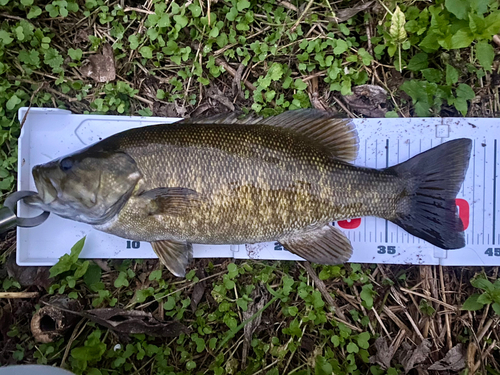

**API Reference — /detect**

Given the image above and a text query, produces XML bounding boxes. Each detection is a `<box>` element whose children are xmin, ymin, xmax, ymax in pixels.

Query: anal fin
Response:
<box><xmin>279</xmin><ymin>225</ymin><xmax>352</xmax><ymax>264</ymax></box>
<box><xmin>151</xmin><ymin>240</ymin><xmax>193</xmax><ymax>277</ymax></box>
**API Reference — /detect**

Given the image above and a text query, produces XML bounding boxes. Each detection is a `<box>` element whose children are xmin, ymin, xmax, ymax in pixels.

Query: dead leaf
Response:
<box><xmin>335</xmin><ymin>1</ymin><xmax>375</xmax><ymax>23</ymax></box>
<box><xmin>398</xmin><ymin>340</ymin><xmax>432</xmax><ymax>373</ymax></box>
<box><xmin>343</xmin><ymin>84</ymin><xmax>388</xmax><ymax>118</ymax></box>
<box><xmin>6</xmin><ymin>254</ymin><xmax>52</xmax><ymax>289</ymax></box>
<box><xmin>428</xmin><ymin>344</ymin><xmax>465</xmax><ymax>371</ymax></box>
<box><xmin>370</xmin><ymin>337</ymin><xmax>395</xmax><ymax>369</ymax></box>
<box><xmin>241</xmin><ymin>285</ymin><xmax>269</xmax><ymax>366</ymax></box>
<box><xmin>153</xmin><ymin>102</ymin><xmax>179</xmax><ymax>118</ymax></box>
<box><xmin>206</xmin><ymin>85</ymin><xmax>235</xmax><ymax>112</ymax></box>
<box><xmin>80</xmin><ymin>43</ymin><xmax>116</xmax><ymax>83</ymax></box>
<box><xmin>191</xmin><ymin>267</ymin><xmax>206</xmax><ymax>312</ymax></box>
<box><xmin>84</xmin><ymin>308</ymin><xmax>189</xmax><ymax>338</ymax></box>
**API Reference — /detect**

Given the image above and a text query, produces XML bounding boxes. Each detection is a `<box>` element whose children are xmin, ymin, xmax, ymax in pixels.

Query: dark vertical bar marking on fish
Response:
<box><xmin>472</xmin><ymin>140</ymin><xmax>476</xmax><ymax>245</ymax></box>
<box><xmin>385</xmin><ymin>139</ymin><xmax>389</xmax><ymax>243</ymax></box>
<box><xmin>493</xmin><ymin>139</ymin><xmax>497</xmax><ymax>245</ymax></box>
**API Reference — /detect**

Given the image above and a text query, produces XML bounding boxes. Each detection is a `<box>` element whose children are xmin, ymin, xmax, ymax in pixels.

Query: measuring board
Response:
<box><xmin>16</xmin><ymin>107</ymin><xmax>500</xmax><ymax>267</ymax></box>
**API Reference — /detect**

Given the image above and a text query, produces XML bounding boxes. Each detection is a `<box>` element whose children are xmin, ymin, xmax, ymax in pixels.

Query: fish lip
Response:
<box><xmin>31</xmin><ymin>165</ymin><xmax>57</xmax><ymax>205</ymax></box>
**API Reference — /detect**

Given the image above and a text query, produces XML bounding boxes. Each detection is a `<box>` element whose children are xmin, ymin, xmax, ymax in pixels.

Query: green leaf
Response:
<box><xmin>209</xmin><ymin>26</ymin><xmax>219</xmax><ymax>38</ymax></box>
<box><xmin>237</xmin><ymin>0</ymin><xmax>250</xmax><ymax>11</ymax></box>
<box><xmin>450</xmin><ymin>30</ymin><xmax>474</xmax><ymax>49</ymax></box>
<box><xmin>492</xmin><ymin>302</ymin><xmax>500</xmax><ymax>316</ymax></box>
<box><xmin>114</xmin><ymin>271</ymin><xmax>129</xmax><ymax>288</ymax></box>
<box><xmin>21</xmin><ymin>0</ymin><xmax>33</xmax><ymax>5</ymax></box>
<box><xmin>407</xmin><ymin>53</ymin><xmax>428</xmax><ymax>71</ymax></box>
<box><xmin>174</xmin><ymin>14</ymin><xmax>188</xmax><ymax>28</ymax></box>
<box><xmin>164</xmin><ymin>296</ymin><xmax>176</xmax><ymax>311</ymax></box>
<box><xmin>27</xmin><ymin>6</ymin><xmax>42</xmax><ymax>18</ymax></box>
<box><xmin>68</xmin><ymin>48</ymin><xmax>83</xmax><ymax>60</ymax></box>
<box><xmin>477</xmin><ymin>293</ymin><xmax>493</xmax><ymax>305</ymax></box>
<box><xmin>139</xmin><ymin>46</ymin><xmax>153</xmax><ymax>58</ymax></box>
<box><xmin>44</xmin><ymin>48</ymin><xmax>64</xmax><ymax>71</ymax></box>
<box><xmin>461</xmin><ymin>293</ymin><xmax>484</xmax><ymax>310</ymax></box>
<box><xmin>149</xmin><ymin>269</ymin><xmax>162</xmax><ymax>281</ymax></box>
<box><xmin>84</xmin><ymin>264</ymin><xmax>102</xmax><ymax>286</ymax></box>
<box><xmin>287</xmin><ymin>306</ymin><xmax>298</xmax><ymax>316</ymax></box>
<box><xmin>419</xmin><ymin>32</ymin><xmax>440</xmax><ymax>53</ymax></box>
<box><xmin>0</xmin><ymin>30</ymin><xmax>14</xmax><ymax>45</ymax></box>
<box><xmin>5</xmin><ymin>94</ymin><xmax>21</xmax><ymax>111</ymax></box>
<box><xmin>19</xmin><ymin>49</ymin><xmax>41</xmax><ymax>66</ymax></box>
<box><xmin>476</xmin><ymin>41</ymin><xmax>494</xmax><ymax>72</ymax></box>
<box><xmin>356</xmin><ymin>331</ymin><xmax>370</xmax><ymax>349</ymax></box>
<box><xmin>422</xmin><ymin>68</ymin><xmax>443</xmax><ymax>83</ymax></box>
<box><xmin>446</xmin><ymin>64</ymin><xmax>459</xmax><ymax>85</ymax></box>
<box><xmin>456</xmin><ymin>83</ymin><xmax>475</xmax><ymax>100</ymax></box>
<box><xmin>333</xmin><ymin>39</ymin><xmax>348</xmax><ymax>55</ymax></box>
<box><xmin>158</xmin><ymin>14</ymin><xmax>170</xmax><ymax>28</ymax></box>
<box><xmin>49</xmin><ymin>237</ymin><xmax>86</xmax><ymax>278</ymax></box>
<box><xmin>445</xmin><ymin>0</ymin><xmax>469</xmax><ymax>20</ymax></box>
<box><xmin>360</xmin><ymin>284</ymin><xmax>374</xmax><ymax>309</ymax></box>
<box><xmin>74</xmin><ymin>261</ymin><xmax>89</xmax><ymax>278</ymax></box>
<box><xmin>226</xmin><ymin>7</ymin><xmax>238</xmax><ymax>21</ymax></box>
<box><xmin>390</xmin><ymin>6</ymin><xmax>407</xmax><ymax>43</ymax></box>
<box><xmin>188</xmin><ymin>3</ymin><xmax>201</xmax><ymax>17</ymax></box>
<box><xmin>128</xmin><ymin>34</ymin><xmax>140</xmax><ymax>49</ymax></box>
<box><xmin>71</xmin><ymin>342</ymin><xmax>106</xmax><ymax>362</ymax></box>
<box><xmin>294</xmin><ymin>78</ymin><xmax>308</xmax><ymax>91</ymax></box>
<box><xmin>346</xmin><ymin>342</ymin><xmax>359</xmax><ymax>353</ymax></box>
<box><xmin>268</xmin><ymin>62</ymin><xmax>283</xmax><ymax>81</ymax></box>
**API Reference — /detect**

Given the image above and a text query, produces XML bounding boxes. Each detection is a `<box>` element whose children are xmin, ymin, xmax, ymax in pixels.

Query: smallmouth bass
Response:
<box><xmin>26</xmin><ymin>110</ymin><xmax>472</xmax><ymax>276</ymax></box>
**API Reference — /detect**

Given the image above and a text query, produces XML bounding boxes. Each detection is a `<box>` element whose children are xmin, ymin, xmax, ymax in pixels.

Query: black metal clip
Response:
<box><xmin>0</xmin><ymin>191</ymin><xmax>50</xmax><ymax>234</ymax></box>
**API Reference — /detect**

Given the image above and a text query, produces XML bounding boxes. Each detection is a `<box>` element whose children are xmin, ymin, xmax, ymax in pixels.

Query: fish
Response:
<box><xmin>25</xmin><ymin>109</ymin><xmax>472</xmax><ymax>277</ymax></box>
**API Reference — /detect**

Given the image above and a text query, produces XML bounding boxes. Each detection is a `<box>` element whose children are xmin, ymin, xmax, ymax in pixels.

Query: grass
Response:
<box><xmin>1</xmin><ymin>0</ymin><xmax>500</xmax><ymax>373</ymax></box>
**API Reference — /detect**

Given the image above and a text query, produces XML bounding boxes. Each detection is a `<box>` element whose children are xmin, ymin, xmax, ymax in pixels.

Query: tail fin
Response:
<box><xmin>388</xmin><ymin>138</ymin><xmax>472</xmax><ymax>249</ymax></box>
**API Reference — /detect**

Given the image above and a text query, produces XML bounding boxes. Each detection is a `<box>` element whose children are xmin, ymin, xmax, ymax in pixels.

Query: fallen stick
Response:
<box><xmin>0</xmin><ymin>292</ymin><xmax>39</xmax><ymax>298</ymax></box>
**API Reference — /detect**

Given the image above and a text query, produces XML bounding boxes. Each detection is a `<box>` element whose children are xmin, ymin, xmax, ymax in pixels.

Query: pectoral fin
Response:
<box><xmin>279</xmin><ymin>225</ymin><xmax>352</xmax><ymax>264</ymax></box>
<box><xmin>139</xmin><ymin>187</ymin><xmax>201</xmax><ymax>216</ymax></box>
<box><xmin>151</xmin><ymin>240</ymin><xmax>193</xmax><ymax>277</ymax></box>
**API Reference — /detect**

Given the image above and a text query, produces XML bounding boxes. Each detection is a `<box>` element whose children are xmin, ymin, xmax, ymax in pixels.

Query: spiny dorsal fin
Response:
<box><xmin>259</xmin><ymin>109</ymin><xmax>359</xmax><ymax>163</ymax></box>
<box><xmin>183</xmin><ymin>109</ymin><xmax>359</xmax><ymax>163</ymax></box>
<box><xmin>279</xmin><ymin>224</ymin><xmax>353</xmax><ymax>264</ymax></box>
<box><xmin>151</xmin><ymin>240</ymin><xmax>193</xmax><ymax>277</ymax></box>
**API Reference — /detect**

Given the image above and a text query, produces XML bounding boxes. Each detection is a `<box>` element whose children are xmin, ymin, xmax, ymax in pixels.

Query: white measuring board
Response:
<box><xmin>16</xmin><ymin>108</ymin><xmax>500</xmax><ymax>267</ymax></box>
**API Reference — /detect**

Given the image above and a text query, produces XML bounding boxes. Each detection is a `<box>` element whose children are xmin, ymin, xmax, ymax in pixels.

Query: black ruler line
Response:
<box><xmin>493</xmin><ymin>139</ymin><xmax>497</xmax><ymax>245</ymax></box>
<box><xmin>385</xmin><ymin>139</ymin><xmax>389</xmax><ymax>243</ymax></box>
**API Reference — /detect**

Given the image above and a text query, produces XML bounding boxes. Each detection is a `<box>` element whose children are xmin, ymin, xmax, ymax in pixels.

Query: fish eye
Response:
<box><xmin>60</xmin><ymin>158</ymin><xmax>74</xmax><ymax>171</ymax></box>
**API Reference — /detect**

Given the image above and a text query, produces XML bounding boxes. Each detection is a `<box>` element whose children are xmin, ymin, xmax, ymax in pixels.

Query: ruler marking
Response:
<box><xmin>375</xmin><ymin>141</ymin><xmax>377</xmax><ymax>239</ymax></box>
<box><xmin>396</xmin><ymin>139</ymin><xmax>400</xmax><ymax>243</ymax></box>
<box><xmin>385</xmin><ymin>139</ymin><xmax>389</xmax><ymax>243</ymax></box>
<box><xmin>493</xmin><ymin>139</ymin><xmax>497</xmax><ymax>245</ymax></box>
<box><xmin>472</xmin><ymin>140</ymin><xmax>475</xmax><ymax>244</ymax></box>
<box><xmin>483</xmin><ymin>145</ymin><xmax>486</xmax><ymax>245</ymax></box>
<box><xmin>364</xmin><ymin>139</ymin><xmax>367</xmax><ymax>243</ymax></box>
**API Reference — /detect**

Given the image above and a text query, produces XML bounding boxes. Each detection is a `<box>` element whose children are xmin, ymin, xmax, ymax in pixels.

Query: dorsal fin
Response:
<box><xmin>183</xmin><ymin>109</ymin><xmax>359</xmax><ymax>163</ymax></box>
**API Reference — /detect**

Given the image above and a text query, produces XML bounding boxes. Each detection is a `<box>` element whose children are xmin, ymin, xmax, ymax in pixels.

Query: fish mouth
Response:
<box><xmin>26</xmin><ymin>165</ymin><xmax>58</xmax><ymax>206</ymax></box>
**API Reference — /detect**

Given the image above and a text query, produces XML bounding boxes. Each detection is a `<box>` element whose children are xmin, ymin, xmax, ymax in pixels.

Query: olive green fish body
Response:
<box><xmin>94</xmin><ymin>123</ymin><xmax>400</xmax><ymax>244</ymax></box>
